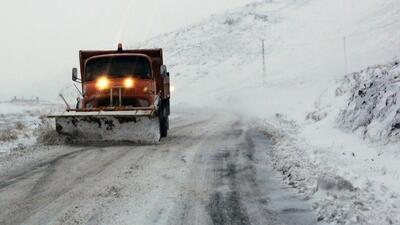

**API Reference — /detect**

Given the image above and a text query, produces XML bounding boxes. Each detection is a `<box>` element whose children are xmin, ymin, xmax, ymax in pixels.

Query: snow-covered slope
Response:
<box><xmin>141</xmin><ymin>0</ymin><xmax>400</xmax><ymax>120</ymax></box>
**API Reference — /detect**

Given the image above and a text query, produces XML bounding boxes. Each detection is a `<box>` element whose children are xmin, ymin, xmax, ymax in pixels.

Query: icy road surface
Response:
<box><xmin>0</xmin><ymin>110</ymin><xmax>316</xmax><ymax>225</ymax></box>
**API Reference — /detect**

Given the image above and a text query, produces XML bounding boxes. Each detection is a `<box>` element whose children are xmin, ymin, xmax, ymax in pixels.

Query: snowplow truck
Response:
<box><xmin>49</xmin><ymin>44</ymin><xmax>170</xmax><ymax>143</ymax></box>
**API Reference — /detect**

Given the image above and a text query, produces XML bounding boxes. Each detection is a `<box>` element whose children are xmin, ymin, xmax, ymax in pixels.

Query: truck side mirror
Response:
<box><xmin>160</xmin><ymin>65</ymin><xmax>167</xmax><ymax>76</ymax></box>
<box><xmin>72</xmin><ymin>68</ymin><xmax>78</xmax><ymax>81</ymax></box>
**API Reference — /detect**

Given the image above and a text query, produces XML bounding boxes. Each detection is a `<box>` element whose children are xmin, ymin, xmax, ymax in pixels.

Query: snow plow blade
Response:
<box><xmin>48</xmin><ymin>110</ymin><xmax>160</xmax><ymax>144</ymax></box>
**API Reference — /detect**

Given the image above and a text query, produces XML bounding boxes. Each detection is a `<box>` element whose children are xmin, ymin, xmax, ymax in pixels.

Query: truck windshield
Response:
<box><xmin>85</xmin><ymin>56</ymin><xmax>151</xmax><ymax>81</ymax></box>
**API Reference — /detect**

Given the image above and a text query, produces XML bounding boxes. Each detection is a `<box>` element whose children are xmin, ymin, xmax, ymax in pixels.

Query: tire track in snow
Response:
<box><xmin>207</xmin><ymin>124</ymin><xmax>279</xmax><ymax>225</ymax></box>
<box><xmin>0</xmin><ymin>146</ymin><xmax>135</xmax><ymax>225</ymax></box>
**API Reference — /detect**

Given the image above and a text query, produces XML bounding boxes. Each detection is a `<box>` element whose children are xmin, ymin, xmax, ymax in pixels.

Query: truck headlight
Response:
<box><xmin>124</xmin><ymin>77</ymin><xmax>134</xmax><ymax>88</ymax></box>
<box><xmin>96</xmin><ymin>77</ymin><xmax>109</xmax><ymax>90</ymax></box>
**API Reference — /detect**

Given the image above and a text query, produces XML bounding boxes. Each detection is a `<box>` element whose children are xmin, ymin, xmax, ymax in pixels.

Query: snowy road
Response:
<box><xmin>0</xmin><ymin>110</ymin><xmax>316</xmax><ymax>225</ymax></box>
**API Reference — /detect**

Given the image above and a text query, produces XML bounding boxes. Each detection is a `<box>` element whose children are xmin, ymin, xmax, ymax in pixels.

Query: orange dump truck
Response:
<box><xmin>49</xmin><ymin>44</ymin><xmax>170</xmax><ymax>143</ymax></box>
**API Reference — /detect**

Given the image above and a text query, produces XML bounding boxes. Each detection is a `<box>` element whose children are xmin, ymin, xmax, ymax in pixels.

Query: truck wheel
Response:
<box><xmin>160</xmin><ymin>116</ymin><xmax>169</xmax><ymax>138</ymax></box>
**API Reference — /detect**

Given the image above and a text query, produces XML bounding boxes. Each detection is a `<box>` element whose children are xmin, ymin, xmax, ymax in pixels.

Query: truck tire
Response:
<box><xmin>159</xmin><ymin>104</ymin><xmax>169</xmax><ymax>138</ymax></box>
<box><xmin>160</xmin><ymin>116</ymin><xmax>169</xmax><ymax>138</ymax></box>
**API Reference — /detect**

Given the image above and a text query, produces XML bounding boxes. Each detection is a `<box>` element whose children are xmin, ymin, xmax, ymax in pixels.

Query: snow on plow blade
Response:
<box><xmin>48</xmin><ymin>110</ymin><xmax>160</xmax><ymax>144</ymax></box>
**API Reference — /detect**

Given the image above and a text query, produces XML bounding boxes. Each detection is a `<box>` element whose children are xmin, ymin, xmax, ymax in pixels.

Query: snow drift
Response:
<box><xmin>337</xmin><ymin>59</ymin><xmax>400</xmax><ymax>143</ymax></box>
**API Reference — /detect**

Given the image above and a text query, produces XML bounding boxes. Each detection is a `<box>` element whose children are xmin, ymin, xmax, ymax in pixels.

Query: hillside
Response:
<box><xmin>141</xmin><ymin>0</ymin><xmax>400</xmax><ymax>120</ymax></box>
<box><xmin>139</xmin><ymin>0</ymin><xmax>400</xmax><ymax>224</ymax></box>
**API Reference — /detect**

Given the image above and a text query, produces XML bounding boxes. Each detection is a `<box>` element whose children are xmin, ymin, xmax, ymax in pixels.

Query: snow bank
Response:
<box><xmin>256</xmin><ymin>115</ymin><xmax>400</xmax><ymax>225</ymax></box>
<box><xmin>286</xmin><ymin>59</ymin><xmax>400</xmax><ymax>224</ymax></box>
<box><xmin>337</xmin><ymin>59</ymin><xmax>400</xmax><ymax>143</ymax></box>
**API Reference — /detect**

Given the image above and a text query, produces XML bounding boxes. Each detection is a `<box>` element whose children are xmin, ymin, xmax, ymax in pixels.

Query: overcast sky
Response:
<box><xmin>0</xmin><ymin>0</ymin><xmax>254</xmax><ymax>100</ymax></box>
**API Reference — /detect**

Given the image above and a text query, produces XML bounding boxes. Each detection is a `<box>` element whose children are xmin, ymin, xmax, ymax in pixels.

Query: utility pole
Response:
<box><xmin>262</xmin><ymin>39</ymin><xmax>266</xmax><ymax>86</ymax></box>
<box><xmin>343</xmin><ymin>36</ymin><xmax>349</xmax><ymax>74</ymax></box>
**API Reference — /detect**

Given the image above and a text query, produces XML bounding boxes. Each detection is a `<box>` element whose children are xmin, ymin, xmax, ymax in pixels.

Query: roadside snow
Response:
<box><xmin>264</xmin><ymin>59</ymin><xmax>400</xmax><ymax>225</ymax></box>
<box><xmin>0</xmin><ymin>101</ymin><xmax>60</xmax><ymax>154</ymax></box>
<box><xmin>255</xmin><ymin>114</ymin><xmax>400</xmax><ymax>225</ymax></box>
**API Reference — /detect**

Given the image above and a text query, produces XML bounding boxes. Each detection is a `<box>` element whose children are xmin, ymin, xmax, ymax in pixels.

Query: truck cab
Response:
<box><xmin>73</xmin><ymin>44</ymin><xmax>170</xmax><ymax>112</ymax></box>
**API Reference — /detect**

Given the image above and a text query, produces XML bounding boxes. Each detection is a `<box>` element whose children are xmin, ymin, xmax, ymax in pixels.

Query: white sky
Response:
<box><xmin>0</xmin><ymin>0</ymin><xmax>254</xmax><ymax>100</ymax></box>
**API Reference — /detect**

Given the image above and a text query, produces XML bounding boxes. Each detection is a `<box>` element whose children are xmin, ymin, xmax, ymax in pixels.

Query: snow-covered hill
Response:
<box><xmin>141</xmin><ymin>0</ymin><xmax>400</xmax><ymax>119</ymax></box>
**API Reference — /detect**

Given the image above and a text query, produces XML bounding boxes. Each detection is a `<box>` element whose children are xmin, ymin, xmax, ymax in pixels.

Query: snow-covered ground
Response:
<box><xmin>139</xmin><ymin>0</ymin><xmax>400</xmax><ymax>224</ymax></box>
<box><xmin>337</xmin><ymin>59</ymin><xmax>400</xmax><ymax>143</ymax></box>
<box><xmin>0</xmin><ymin>109</ymin><xmax>319</xmax><ymax>225</ymax></box>
<box><xmin>0</xmin><ymin>101</ymin><xmax>60</xmax><ymax>154</ymax></box>
<box><xmin>293</xmin><ymin>59</ymin><xmax>400</xmax><ymax>224</ymax></box>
